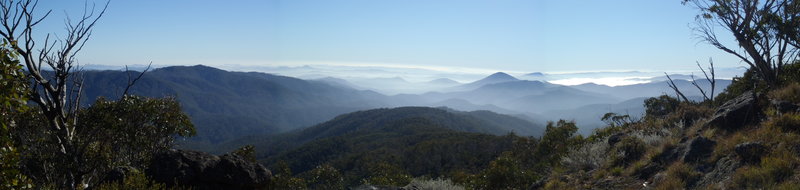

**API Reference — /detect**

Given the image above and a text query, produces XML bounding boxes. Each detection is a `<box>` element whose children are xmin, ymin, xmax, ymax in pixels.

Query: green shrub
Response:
<box><xmin>715</xmin><ymin>68</ymin><xmax>768</xmax><ymax>105</ymax></box>
<box><xmin>609</xmin><ymin>136</ymin><xmax>646</xmax><ymax>167</ymax></box>
<box><xmin>644</xmin><ymin>95</ymin><xmax>680</xmax><ymax>118</ymax></box>
<box><xmin>95</xmin><ymin>171</ymin><xmax>175</xmax><ymax>190</ymax></box>
<box><xmin>778</xmin><ymin>62</ymin><xmax>800</xmax><ymax>85</ymax></box>
<box><xmin>307</xmin><ymin>164</ymin><xmax>344</xmax><ymax>190</ymax></box>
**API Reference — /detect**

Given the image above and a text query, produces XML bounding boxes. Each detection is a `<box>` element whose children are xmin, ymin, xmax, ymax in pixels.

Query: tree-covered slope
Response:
<box><xmin>250</xmin><ymin>107</ymin><xmax>539</xmax><ymax>186</ymax></box>
<box><xmin>79</xmin><ymin>65</ymin><xmax>389</xmax><ymax>144</ymax></box>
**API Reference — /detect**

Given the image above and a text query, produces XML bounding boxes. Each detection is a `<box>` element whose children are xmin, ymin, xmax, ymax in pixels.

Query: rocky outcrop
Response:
<box><xmin>146</xmin><ymin>149</ymin><xmax>272</xmax><ymax>190</ymax></box>
<box><xmin>695</xmin><ymin>155</ymin><xmax>743</xmax><ymax>189</ymax></box>
<box><xmin>706</xmin><ymin>91</ymin><xmax>759</xmax><ymax>129</ymax></box>
<box><xmin>682</xmin><ymin>137</ymin><xmax>716</xmax><ymax>163</ymax></box>
<box><xmin>735</xmin><ymin>142</ymin><xmax>768</xmax><ymax>164</ymax></box>
<box><xmin>607</xmin><ymin>133</ymin><xmax>626</xmax><ymax>146</ymax></box>
<box><xmin>772</xmin><ymin>99</ymin><xmax>800</xmax><ymax>114</ymax></box>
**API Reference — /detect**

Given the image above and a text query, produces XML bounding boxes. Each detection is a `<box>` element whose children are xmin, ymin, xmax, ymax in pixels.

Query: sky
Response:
<box><xmin>36</xmin><ymin>0</ymin><xmax>745</xmax><ymax>75</ymax></box>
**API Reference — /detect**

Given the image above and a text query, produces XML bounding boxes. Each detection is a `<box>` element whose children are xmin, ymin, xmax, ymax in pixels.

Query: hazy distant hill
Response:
<box><xmin>448</xmin><ymin>72</ymin><xmax>519</xmax><ymax>91</ymax></box>
<box><xmin>498</xmin><ymin>86</ymin><xmax>621</xmax><ymax>113</ymax></box>
<box><xmin>79</xmin><ymin>65</ymin><xmax>389</xmax><ymax>144</ymax></box>
<box><xmin>572</xmin><ymin>79</ymin><xmax>732</xmax><ymax>100</ymax></box>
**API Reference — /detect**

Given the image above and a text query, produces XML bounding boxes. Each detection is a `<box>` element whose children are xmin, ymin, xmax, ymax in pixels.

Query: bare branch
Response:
<box><xmin>665</xmin><ymin>73</ymin><xmax>691</xmax><ymax>102</ymax></box>
<box><xmin>123</xmin><ymin>62</ymin><xmax>151</xmax><ymax>97</ymax></box>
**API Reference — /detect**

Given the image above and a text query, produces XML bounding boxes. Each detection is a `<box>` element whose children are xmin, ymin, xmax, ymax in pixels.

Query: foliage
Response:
<box><xmin>94</xmin><ymin>170</ymin><xmax>175</xmax><ymax>190</ymax></box>
<box><xmin>231</xmin><ymin>145</ymin><xmax>257</xmax><ymax>162</ymax></box>
<box><xmin>471</xmin><ymin>152</ymin><xmax>540</xmax><ymax>190</ymax></box>
<box><xmin>715</xmin><ymin>68</ymin><xmax>768</xmax><ymax>105</ymax></box>
<box><xmin>306</xmin><ymin>164</ymin><xmax>344</xmax><ymax>190</ymax></box>
<box><xmin>0</xmin><ymin>40</ymin><xmax>33</xmax><ymax>189</ymax></box>
<box><xmin>460</xmin><ymin>120</ymin><xmax>581</xmax><ymax>189</ymax></box>
<box><xmin>608</xmin><ymin>136</ymin><xmax>646</xmax><ymax>167</ymax></box>
<box><xmin>270</xmin><ymin>161</ymin><xmax>308</xmax><ymax>189</ymax></box>
<box><xmin>530</xmin><ymin>120</ymin><xmax>582</xmax><ymax>169</ymax></box>
<box><xmin>644</xmin><ymin>95</ymin><xmax>680</xmax><ymax>118</ymax></box>
<box><xmin>778</xmin><ymin>62</ymin><xmax>800</xmax><ymax>85</ymax></box>
<box><xmin>683</xmin><ymin>0</ymin><xmax>799</xmax><ymax>86</ymax></box>
<box><xmin>11</xmin><ymin>96</ymin><xmax>195</xmax><ymax>187</ymax></box>
<box><xmin>361</xmin><ymin>161</ymin><xmax>411</xmax><ymax>186</ymax></box>
<box><xmin>561</xmin><ymin>140</ymin><xmax>610</xmax><ymax>172</ymax></box>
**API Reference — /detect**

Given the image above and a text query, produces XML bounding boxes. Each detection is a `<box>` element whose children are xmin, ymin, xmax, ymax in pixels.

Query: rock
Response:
<box><xmin>706</xmin><ymin>91</ymin><xmax>758</xmax><ymax>129</ymax></box>
<box><xmin>607</xmin><ymin>133</ymin><xmax>626</xmax><ymax>146</ymax></box>
<box><xmin>146</xmin><ymin>149</ymin><xmax>272</xmax><ymax>190</ymax></box>
<box><xmin>694</xmin><ymin>156</ymin><xmax>742</xmax><ymax>189</ymax></box>
<box><xmin>735</xmin><ymin>142</ymin><xmax>768</xmax><ymax>164</ymax></box>
<box><xmin>772</xmin><ymin>100</ymin><xmax>800</xmax><ymax>114</ymax></box>
<box><xmin>682</xmin><ymin>137</ymin><xmax>716</xmax><ymax>163</ymax></box>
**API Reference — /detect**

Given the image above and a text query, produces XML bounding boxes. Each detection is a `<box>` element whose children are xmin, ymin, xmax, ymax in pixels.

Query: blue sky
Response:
<box><xmin>38</xmin><ymin>0</ymin><xmax>742</xmax><ymax>73</ymax></box>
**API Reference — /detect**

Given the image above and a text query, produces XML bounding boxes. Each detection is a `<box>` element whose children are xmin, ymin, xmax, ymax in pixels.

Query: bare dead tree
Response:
<box><xmin>665</xmin><ymin>73</ymin><xmax>691</xmax><ymax>102</ymax></box>
<box><xmin>690</xmin><ymin>58</ymin><xmax>717</xmax><ymax>103</ymax></box>
<box><xmin>683</xmin><ymin>0</ymin><xmax>799</xmax><ymax>87</ymax></box>
<box><xmin>0</xmin><ymin>0</ymin><xmax>107</xmax><ymax>188</ymax></box>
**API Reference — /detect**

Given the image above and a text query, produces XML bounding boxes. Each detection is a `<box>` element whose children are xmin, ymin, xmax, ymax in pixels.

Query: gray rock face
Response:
<box><xmin>706</xmin><ymin>91</ymin><xmax>758</xmax><ymax>129</ymax></box>
<box><xmin>146</xmin><ymin>149</ymin><xmax>272</xmax><ymax>190</ymax></box>
<box><xmin>772</xmin><ymin>99</ymin><xmax>800</xmax><ymax>114</ymax></box>
<box><xmin>682</xmin><ymin>137</ymin><xmax>716</xmax><ymax>163</ymax></box>
<box><xmin>695</xmin><ymin>156</ymin><xmax>742</xmax><ymax>189</ymax></box>
<box><xmin>735</xmin><ymin>142</ymin><xmax>768</xmax><ymax>164</ymax></box>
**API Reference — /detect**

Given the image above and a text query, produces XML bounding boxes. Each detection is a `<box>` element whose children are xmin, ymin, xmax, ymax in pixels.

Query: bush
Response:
<box><xmin>473</xmin><ymin>153</ymin><xmax>540</xmax><ymax>190</ymax></box>
<box><xmin>307</xmin><ymin>164</ymin><xmax>344</xmax><ymax>190</ymax></box>
<box><xmin>609</xmin><ymin>136</ymin><xmax>646</xmax><ymax>167</ymax></box>
<box><xmin>778</xmin><ymin>62</ymin><xmax>800</xmax><ymax>85</ymax></box>
<box><xmin>715</xmin><ymin>68</ymin><xmax>767</xmax><ymax>105</ymax></box>
<box><xmin>561</xmin><ymin>141</ymin><xmax>609</xmax><ymax>172</ymax></box>
<box><xmin>95</xmin><ymin>171</ymin><xmax>175</xmax><ymax>190</ymax></box>
<box><xmin>644</xmin><ymin>95</ymin><xmax>681</xmax><ymax>118</ymax></box>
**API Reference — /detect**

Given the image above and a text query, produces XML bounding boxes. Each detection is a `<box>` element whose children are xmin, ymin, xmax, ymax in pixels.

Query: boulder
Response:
<box><xmin>146</xmin><ymin>149</ymin><xmax>272</xmax><ymax>190</ymax></box>
<box><xmin>706</xmin><ymin>91</ymin><xmax>758</xmax><ymax>129</ymax></box>
<box><xmin>694</xmin><ymin>156</ymin><xmax>743</xmax><ymax>189</ymax></box>
<box><xmin>682</xmin><ymin>137</ymin><xmax>716</xmax><ymax>163</ymax></box>
<box><xmin>607</xmin><ymin>133</ymin><xmax>626</xmax><ymax>146</ymax></box>
<box><xmin>735</xmin><ymin>142</ymin><xmax>768</xmax><ymax>164</ymax></box>
<box><xmin>772</xmin><ymin>99</ymin><xmax>800</xmax><ymax>114</ymax></box>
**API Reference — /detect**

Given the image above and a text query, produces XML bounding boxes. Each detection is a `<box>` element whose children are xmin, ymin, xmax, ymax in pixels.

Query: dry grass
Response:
<box><xmin>732</xmin><ymin>149</ymin><xmax>798</xmax><ymax>189</ymax></box>
<box><xmin>654</xmin><ymin>162</ymin><xmax>701</xmax><ymax>190</ymax></box>
<box><xmin>769</xmin><ymin>82</ymin><xmax>800</xmax><ymax>104</ymax></box>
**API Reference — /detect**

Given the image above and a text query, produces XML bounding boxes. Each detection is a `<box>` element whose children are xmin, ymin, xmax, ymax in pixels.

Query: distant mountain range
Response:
<box><xmin>80</xmin><ymin>65</ymin><xmax>388</xmax><ymax>144</ymax></box>
<box><xmin>78</xmin><ymin>65</ymin><xmax>733</xmax><ymax>147</ymax></box>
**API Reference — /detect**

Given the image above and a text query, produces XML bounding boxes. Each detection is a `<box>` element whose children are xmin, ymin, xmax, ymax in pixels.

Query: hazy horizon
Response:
<box><xmin>39</xmin><ymin>0</ymin><xmax>747</xmax><ymax>76</ymax></box>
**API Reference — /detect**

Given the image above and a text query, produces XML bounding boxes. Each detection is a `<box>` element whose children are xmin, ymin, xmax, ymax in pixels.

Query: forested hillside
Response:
<box><xmin>79</xmin><ymin>65</ymin><xmax>388</xmax><ymax>143</ymax></box>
